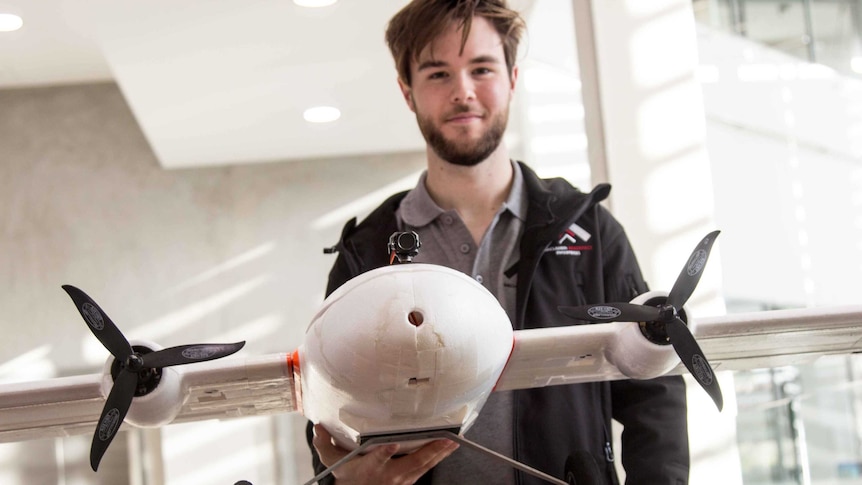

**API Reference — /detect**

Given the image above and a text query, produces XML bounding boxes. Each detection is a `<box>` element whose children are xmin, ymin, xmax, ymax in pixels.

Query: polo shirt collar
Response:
<box><xmin>400</xmin><ymin>160</ymin><xmax>528</xmax><ymax>228</ymax></box>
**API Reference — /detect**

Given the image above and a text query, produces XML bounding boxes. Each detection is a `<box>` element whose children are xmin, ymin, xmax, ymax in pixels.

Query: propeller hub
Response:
<box><xmin>658</xmin><ymin>304</ymin><xmax>677</xmax><ymax>322</ymax></box>
<box><xmin>637</xmin><ymin>296</ymin><xmax>688</xmax><ymax>346</ymax></box>
<box><xmin>111</xmin><ymin>345</ymin><xmax>163</xmax><ymax>397</ymax></box>
<box><xmin>126</xmin><ymin>354</ymin><xmax>144</xmax><ymax>372</ymax></box>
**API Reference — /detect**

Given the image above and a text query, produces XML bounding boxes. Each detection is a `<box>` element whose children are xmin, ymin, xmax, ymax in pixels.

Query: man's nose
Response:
<box><xmin>450</xmin><ymin>72</ymin><xmax>476</xmax><ymax>103</ymax></box>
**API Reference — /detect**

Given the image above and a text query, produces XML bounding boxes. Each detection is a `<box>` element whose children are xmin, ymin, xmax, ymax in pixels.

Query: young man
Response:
<box><xmin>308</xmin><ymin>1</ymin><xmax>690</xmax><ymax>483</ymax></box>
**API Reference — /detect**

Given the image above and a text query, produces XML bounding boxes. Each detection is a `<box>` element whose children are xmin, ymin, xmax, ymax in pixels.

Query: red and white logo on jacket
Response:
<box><xmin>545</xmin><ymin>222</ymin><xmax>593</xmax><ymax>256</ymax></box>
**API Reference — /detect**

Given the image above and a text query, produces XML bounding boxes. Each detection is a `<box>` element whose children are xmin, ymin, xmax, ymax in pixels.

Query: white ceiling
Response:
<box><xmin>6</xmin><ymin>1</ymin><xmax>855</xmax><ymax>170</ymax></box>
<box><xmin>0</xmin><ymin>0</ymin><xmax>532</xmax><ymax>169</ymax></box>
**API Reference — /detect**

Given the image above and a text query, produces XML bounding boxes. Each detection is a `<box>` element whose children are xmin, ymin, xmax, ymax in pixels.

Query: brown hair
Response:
<box><xmin>385</xmin><ymin>0</ymin><xmax>525</xmax><ymax>86</ymax></box>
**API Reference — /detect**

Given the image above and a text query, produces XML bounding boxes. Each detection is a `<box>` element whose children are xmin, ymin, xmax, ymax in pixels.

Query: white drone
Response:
<box><xmin>2</xmin><ymin>231</ymin><xmax>861</xmax><ymax>485</ymax></box>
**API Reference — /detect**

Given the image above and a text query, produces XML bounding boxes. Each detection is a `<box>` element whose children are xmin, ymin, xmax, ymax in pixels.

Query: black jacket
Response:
<box><xmin>307</xmin><ymin>162</ymin><xmax>689</xmax><ymax>485</ymax></box>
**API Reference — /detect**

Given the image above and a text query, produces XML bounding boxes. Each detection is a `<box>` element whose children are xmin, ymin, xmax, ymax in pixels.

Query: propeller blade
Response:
<box><xmin>141</xmin><ymin>342</ymin><xmax>245</xmax><ymax>369</ymax></box>
<box><xmin>90</xmin><ymin>368</ymin><xmax>138</xmax><ymax>471</ymax></box>
<box><xmin>665</xmin><ymin>318</ymin><xmax>723</xmax><ymax>411</ymax></box>
<box><xmin>62</xmin><ymin>285</ymin><xmax>132</xmax><ymax>361</ymax></box>
<box><xmin>666</xmin><ymin>230</ymin><xmax>721</xmax><ymax>311</ymax></box>
<box><xmin>559</xmin><ymin>302</ymin><xmax>661</xmax><ymax>323</ymax></box>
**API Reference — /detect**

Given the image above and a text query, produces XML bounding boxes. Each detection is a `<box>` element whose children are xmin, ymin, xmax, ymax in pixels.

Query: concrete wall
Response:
<box><xmin>0</xmin><ymin>82</ymin><xmax>426</xmax><ymax>485</ymax></box>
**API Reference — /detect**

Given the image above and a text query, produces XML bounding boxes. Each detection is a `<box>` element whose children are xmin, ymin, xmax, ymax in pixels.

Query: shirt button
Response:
<box><xmin>443</xmin><ymin>215</ymin><xmax>453</xmax><ymax>225</ymax></box>
<box><xmin>475</xmin><ymin>275</ymin><xmax>484</xmax><ymax>284</ymax></box>
<box><xmin>460</xmin><ymin>244</ymin><xmax>470</xmax><ymax>254</ymax></box>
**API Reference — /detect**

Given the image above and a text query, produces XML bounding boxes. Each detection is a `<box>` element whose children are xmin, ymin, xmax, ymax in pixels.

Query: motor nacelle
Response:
<box><xmin>605</xmin><ymin>291</ymin><xmax>692</xmax><ymax>380</ymax></box>
<box><xmin>99</xmin><ymin>340</ymin><xmax>184</xmax><ymax>428</ymax></box>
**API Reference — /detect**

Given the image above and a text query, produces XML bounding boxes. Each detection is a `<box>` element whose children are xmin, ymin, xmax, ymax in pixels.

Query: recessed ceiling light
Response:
<box><xmin>0</xmin><ymin>13</ymin><xmax>23</xmax><ymax>32</ymax></box>
<box><xmin>293</xmin><ymin>0</ymin><xmax>338</xmax><ymax>7</ymax></box>
<box><xmin>303</xmin><ymin>106</ymin><xmax>341</xmax><ymax>123</ymax></box>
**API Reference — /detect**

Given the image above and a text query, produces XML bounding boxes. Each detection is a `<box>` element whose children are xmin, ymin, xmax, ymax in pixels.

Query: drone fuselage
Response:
<box><xmin>298</xmin><ymin>264</ymin><xmax>514</xmax><ymax>452</ymax></box>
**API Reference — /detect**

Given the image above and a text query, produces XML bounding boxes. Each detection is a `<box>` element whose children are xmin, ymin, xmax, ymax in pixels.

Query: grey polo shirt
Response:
<box><xmin>396</xmin><ymin>161</ymin><xmax>527</xmax><ymax>319</ymax></box>
<box><xmin>395</xmin><ymin>160</ymin><xmax>527</xmax><ymax>485</ymax></box>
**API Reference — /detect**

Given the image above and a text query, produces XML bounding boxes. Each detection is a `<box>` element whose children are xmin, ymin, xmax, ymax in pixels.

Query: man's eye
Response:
<box><xmin>428</xmin><ymin>71</ymin><xmax>448</xmax><ymax>80</ymax></box>
<box><xmin>474</xmin><ymin>67</ymin><xmax>492</xmax><ymax>75</ymax></box>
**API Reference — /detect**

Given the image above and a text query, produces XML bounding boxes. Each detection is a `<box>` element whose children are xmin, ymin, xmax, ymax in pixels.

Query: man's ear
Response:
<box><xmin>397</xmin><ymin>77</ymin><xmax>416</xmax><ymax>113</ymax></box>
<box><xmin>509</xmin><ymin>65</ymin><xmax>519</xmax><ymax>94</ymax></box>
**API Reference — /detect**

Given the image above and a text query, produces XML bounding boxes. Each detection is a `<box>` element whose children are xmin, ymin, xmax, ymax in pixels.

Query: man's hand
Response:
<box><xmin>312</xmin><ymin>424</ymin><xmax>459</xmax><ymax>485</ymax></box>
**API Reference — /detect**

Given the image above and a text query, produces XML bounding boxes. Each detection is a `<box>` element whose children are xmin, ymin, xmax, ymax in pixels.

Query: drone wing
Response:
<box><xmin>495</xmin><ymin>321</ymin><xmax>622</xmax><ymax>391</ymax></box>
<box><xmin>7</xmin><ymin>305</ymin><xmax>862</xmax><ymax>443</ymax></box>
<box><xmin>172</xmin><ymin>353</ymin><xmax>298</xmax><ymax>424</ymax></box>
<box><xmin>0</xmin><ymin>374</ymin><xmax>104</xmax><ymax>442</ymax></box>
<box><xmin>495</xmin><ymin>305</ymin><xmax>862</xmax><ymax>392</ymax></box>
<box><xmin>0</xmin><ymin>353</ymin><xmax>298</xmax><ymax>444</ymax></box>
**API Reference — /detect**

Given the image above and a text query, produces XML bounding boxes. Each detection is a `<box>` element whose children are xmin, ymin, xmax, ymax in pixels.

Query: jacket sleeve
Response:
<box><xmin>611</xmin><ymin>376</ymin><xmax>689</xmax><ymax>484</ymax></box>
<box><xmin>601</xmin><ymin>211</ymin><xmax>690</xmax><ymax>484</ymax></box>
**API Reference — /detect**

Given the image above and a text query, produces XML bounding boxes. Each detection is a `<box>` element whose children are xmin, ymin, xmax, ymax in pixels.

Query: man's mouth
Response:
<box><xmin>446</xmin><ymin>112</ymin><xmax>484</xmax><ymax>123</ymax></box>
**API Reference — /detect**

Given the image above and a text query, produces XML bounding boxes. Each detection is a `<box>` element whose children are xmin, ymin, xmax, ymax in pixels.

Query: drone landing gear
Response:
<box><xmin>305</xmin><ymin>429</ymin><xmax>567</xmax><ymax>485</ymax></box>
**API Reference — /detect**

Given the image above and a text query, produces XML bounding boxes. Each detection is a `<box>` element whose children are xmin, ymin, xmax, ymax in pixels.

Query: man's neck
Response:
<box><xmin>424</xmin><ymin>147</ymin><xmax>514</xmax><ymax>244</ymax></box>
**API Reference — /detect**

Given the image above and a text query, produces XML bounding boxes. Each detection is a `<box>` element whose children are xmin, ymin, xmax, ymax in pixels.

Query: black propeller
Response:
<box><xmin>62</xmin><ymin>285</ymin><xmax>245</xmax><ymax>471</ymax></box>
<box><xmin>558</xmin><ymin>231</ymin><xmax>723</xmax><ymax>411</ymax></box>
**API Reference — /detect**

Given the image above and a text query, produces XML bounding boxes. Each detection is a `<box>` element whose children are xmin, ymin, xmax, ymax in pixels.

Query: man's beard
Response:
<box><xmin>416</xmin><ymin>105</ymin><xmax>509</xmax><ymax>167</ymax></box>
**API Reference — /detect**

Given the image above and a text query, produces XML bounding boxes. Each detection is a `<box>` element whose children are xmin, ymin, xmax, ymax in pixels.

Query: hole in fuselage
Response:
<box><xmin>408</xmin><ymin>310</ymin><xmax>424</xmax><ymax>327</ymax></box>
<box><xmin>408</xmin><ymin>377</ymin><xmax>431</xmax><ymax>386</ymax></box>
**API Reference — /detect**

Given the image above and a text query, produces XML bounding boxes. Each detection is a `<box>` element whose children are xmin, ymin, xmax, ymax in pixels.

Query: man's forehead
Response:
<box><xmin>413</xmin><ymin>21</ymin><xmax>505</xmax><ymax>69</ymax></box>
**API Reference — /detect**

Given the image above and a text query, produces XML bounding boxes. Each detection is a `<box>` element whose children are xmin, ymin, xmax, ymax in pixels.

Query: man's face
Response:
<box><xmin>399</xmin><ymin>16</ymin><xmax>518</xmax><ymax>167</ymax></box>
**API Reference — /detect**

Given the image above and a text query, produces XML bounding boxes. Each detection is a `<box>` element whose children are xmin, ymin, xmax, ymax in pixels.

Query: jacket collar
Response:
<box><xmin>517</xmin><ymin>161</ymin><xmax>610</xmax><ymax>252</ymax></box>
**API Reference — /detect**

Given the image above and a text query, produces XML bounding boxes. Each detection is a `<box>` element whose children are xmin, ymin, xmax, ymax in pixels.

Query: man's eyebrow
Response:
<box><xmin>469</xmin><ymin>55</ymin><xmax>502</xmax><ymax>65</ymax></box>
<box><xmin>416</xmin><ymin>54</ymin><xmax>503</xmax><ymax>72</ymax></box>
<box><xmin>417</xmin><ymin>59</ymin><xmax>448</xmax><ymax>72</ymax></box>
